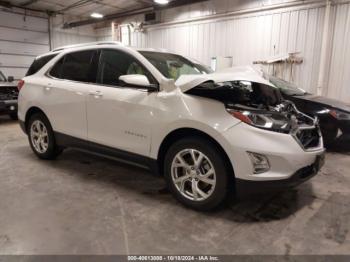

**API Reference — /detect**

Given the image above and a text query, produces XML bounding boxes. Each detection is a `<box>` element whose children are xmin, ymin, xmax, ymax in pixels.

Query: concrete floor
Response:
<box><xmin>0</xmin><ymin>116</ymin><xmax>350</xmax><ymax>255</ymax></box>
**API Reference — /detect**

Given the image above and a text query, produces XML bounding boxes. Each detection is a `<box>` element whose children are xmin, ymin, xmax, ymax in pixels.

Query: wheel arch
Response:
<box><xmin>24</xmin><ymin>106</ymin><xmax>49</xmax><ymax>132</ymax></box>
<box><xmin>156</xmin><ymin>128</ymin><xmax>235</xmax><ymax>179</ymax></box>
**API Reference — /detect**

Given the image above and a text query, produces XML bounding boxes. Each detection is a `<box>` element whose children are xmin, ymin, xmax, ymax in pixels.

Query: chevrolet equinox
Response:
<box><xmin>18</xmin><ymin>42</ymin><xmax>325</xmax><ymax>210</ymax></box>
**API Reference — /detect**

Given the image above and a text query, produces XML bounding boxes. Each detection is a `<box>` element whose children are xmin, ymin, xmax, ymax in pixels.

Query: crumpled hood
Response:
<box><xmin>175</xmin><ymin>66</ymin><xmax>274</xmax><ymax>92</ymax></box>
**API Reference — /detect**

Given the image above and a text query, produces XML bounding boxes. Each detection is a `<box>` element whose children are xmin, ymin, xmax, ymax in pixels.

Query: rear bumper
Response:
<box><xmin>0</xmin><ymin>99</ymin><xmax>17</xmax><ymax>115</ymax></box>
<box><xmin>236</xmin><ymin>152</ymin><xmax>325</xmax><ymax>196</ymax></box>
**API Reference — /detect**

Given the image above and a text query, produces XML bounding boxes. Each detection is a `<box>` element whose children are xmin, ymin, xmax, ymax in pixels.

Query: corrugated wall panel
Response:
<box><xmin>51</xmin><ymin>15</ymin><xmax>97</xmax><ymax>49</ymax></box>
<box><xmin>0</xmin><ymin>10</ymin><xmax>49</xmax><ymax>79</ymax></box>
<box><xmin>0</xmin><ymin>10</ymin><xmax>47</xmax><ymax>32</ymax></box>
<box><xmin>51</xmin><ymin>31</ymin><xmax>96</xmax><ymax>49</ymax></box>
<box><xmin>0</xmin><ymin>41</ymin><xmax>48</xmax><ymax>56</ymax></box>
<box><xmin>136</xmin><ymin>6</ymin><xmax>325</xmax><ymax>94</ymax></box>
<box><xmin>327</xmin><ymin>3</ymin><xmax>350</xmax><ymax>103</ymax></box>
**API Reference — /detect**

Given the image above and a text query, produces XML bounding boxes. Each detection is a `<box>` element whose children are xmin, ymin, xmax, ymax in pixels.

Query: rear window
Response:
<box><xmin>26</xmin><ymin>54</ymin><xmax>58</xmax><ymax>76</ymax></box>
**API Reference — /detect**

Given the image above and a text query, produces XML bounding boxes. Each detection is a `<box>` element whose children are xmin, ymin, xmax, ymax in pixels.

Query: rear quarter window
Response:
<box><xmin>26</xmin><ymin>54</ymin><xmax>58</xmax><ymax>76</ymax></box>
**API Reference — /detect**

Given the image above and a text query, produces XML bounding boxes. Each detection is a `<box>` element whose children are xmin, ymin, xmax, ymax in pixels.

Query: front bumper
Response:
<box><xmin>0</xmin><ymin>99</ymin><xmax>17</xmax><ymax>115</ymax></box>
<box><xmin>221</xmin><ymin>122</ymin><xmax>325</xmax><ymax>189</ymax></box>
<box><xmin>235</xmin><ymin>152</ymin><xmax>325</xmax><ymax>196</ymax></box>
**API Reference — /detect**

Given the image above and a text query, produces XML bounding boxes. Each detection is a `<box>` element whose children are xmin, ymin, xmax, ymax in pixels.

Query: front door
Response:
<box><xmin>86</xmin><ymin>49</ymin><xmax>157</xmax><ymax>156</ymax></box>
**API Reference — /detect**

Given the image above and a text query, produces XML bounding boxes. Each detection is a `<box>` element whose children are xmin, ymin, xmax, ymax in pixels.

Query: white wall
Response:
<box><xmin>50</xmin><ymin>15</ymin><xmax>97</xmax><ymax>49</ymax></box>
<box><xmin>130</xmin><ymin>0</ymin><xmax>327</xmax><ymax>95</ymax></box>
<box><xmin>137</xmin><ymin>6</ymin><xmax>325</xmax><ymax>95</ymax></box>
<box><xmin>0</xmin><ymin>10</ymin><xmax>97</xmax><ymax>79</ymax></box>
<box><xmin>326</xmin><ymin>2</ymin><xmax>350</xmax><ymax>102</ymax></box>
<box><xmin>0</xmin><ymin>8</ymin><xmax>50</xmax><ymax>79</ymax></box>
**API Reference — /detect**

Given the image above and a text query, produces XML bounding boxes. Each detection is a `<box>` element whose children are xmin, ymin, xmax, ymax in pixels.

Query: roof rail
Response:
<box><xmin>52</xmin><ymin>41</ymin><xmax>123</xmax><ymax>52</ymax></box>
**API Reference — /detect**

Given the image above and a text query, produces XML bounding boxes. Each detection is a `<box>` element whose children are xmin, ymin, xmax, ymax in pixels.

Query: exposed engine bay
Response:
<box><xmin>186</xmin><ymin>80</ymin><xmax>317</xmax><ymax>136</ymax></box>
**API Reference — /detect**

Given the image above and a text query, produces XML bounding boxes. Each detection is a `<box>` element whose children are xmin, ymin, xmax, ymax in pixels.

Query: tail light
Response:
<box><xmin>17</xmin><ymin>80</ymin><xmax>25</xmax><ymax>92</ymax></box>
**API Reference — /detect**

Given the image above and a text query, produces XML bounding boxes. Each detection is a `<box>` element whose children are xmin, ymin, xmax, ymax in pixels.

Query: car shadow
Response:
<box><xmin>36</xmin><ymin>148</ymin><xmax>316</xmax><ymax>223</ymax></box>
<box><xmin>0</xmin><ymin>115</ymin><xmax>17</xmax><ymax>124</ymax></box>
<box><xmin>326</xmin><ymin>135</ymin><xmax>350</xmax><ymax>154</ymax></box>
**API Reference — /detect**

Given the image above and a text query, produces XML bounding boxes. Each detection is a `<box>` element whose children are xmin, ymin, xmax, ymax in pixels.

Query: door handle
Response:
<box><xmin>89</xmin><ymin>90</ymin><xmax>103</xmax><ymax>97</ymax></box>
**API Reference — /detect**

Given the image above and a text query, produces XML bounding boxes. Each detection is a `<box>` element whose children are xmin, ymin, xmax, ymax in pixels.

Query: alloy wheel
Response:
<box><xmin>30</xmin><ymin>120</ymin><xmax>49</xmax><ymax>154</ymax></box>
<box><xmin>171</xmin><ymin>149</ymin><xmax>216</xmax><ymax>201</ymax></box>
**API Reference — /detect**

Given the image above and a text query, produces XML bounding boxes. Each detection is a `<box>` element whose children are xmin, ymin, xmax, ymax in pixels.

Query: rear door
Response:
<box><xmin>44</xmin><ymin>50</ymin><xmax>98</xmax><ymax>139</ymax></box>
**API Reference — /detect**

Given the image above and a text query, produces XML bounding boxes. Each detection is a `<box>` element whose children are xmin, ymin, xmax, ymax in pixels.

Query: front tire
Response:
<box><xmin>27</xmin><ymin>113</ymin><xmax>62</xmax><ymax>159</ymax></box>
<box><xmin>164</xmin><ymin>137</ymin><xmax>230</xmax><ymax>211</ymax></box>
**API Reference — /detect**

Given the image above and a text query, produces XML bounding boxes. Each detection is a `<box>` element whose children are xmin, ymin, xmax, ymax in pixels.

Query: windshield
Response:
<box><xmin>268</xmin><ymin>75</ymin><xmax>306</xmax><ymax>96</ymax></box>
<box><xmin>0</xmin><ymin>71</ymin><xmax>6</xmax><ymax>82</ymax></box>
<box><xmin>139</xmin><ymin>51</ymin><xmax>211</xmax><ymax>80</ymax></box>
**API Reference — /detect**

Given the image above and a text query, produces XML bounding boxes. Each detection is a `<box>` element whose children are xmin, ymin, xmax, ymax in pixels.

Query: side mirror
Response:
<box><xmin>7</xmin><ymin>76</ymin><xmax>14</xmax><ymax>82</ymax></box>
<box><xmin>119</xmin><ymin>75</ymin><xmax>158</xmax><ymax>92</ymax></box>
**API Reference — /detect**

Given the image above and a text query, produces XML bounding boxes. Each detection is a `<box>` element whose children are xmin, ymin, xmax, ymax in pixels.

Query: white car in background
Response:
<box><xmin>18</xmin><ymin>42</ymin><xmax>325</xmax><ymax>210</ymax></box>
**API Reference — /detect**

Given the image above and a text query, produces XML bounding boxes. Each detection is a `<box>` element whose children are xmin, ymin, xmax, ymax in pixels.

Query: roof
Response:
<box><xmin>37</xmin><ymin>42</ymin><xmax>174</xmax><ymax>60</ymax></box>
<box><xmin>52</xmin><ymin>41</ymin><xmax>124</xmax><ymax>52</ymax></box>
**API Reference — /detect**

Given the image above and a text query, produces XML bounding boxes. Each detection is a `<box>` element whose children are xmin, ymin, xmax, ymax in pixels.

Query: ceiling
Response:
<box><xmin>7</xmin><ymin>0</ymin><xmax>156</xmax><ymax>18</ymax></box>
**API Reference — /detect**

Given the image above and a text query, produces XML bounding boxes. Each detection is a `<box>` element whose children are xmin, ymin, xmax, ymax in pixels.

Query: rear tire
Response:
<box><xmin>164</xmin><ymin>137</ymin><xmax>230</xmax><ymax>211</ymax></box>
<box><xmin>27</xmin><ymin>113</ymin><xmax>62</xmax><ymax>160</ymax></box>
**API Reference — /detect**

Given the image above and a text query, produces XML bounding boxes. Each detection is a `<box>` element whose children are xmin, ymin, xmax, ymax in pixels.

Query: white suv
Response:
<box><xmin>18</xmin><ymin>42</ymin><xmax>325</xmax><ymax>210</ymax></box>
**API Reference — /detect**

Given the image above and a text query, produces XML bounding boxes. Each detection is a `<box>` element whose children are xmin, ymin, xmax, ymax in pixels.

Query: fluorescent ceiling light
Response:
<box><xmin>91</xmin><ymin>12</ymin><xmax>104</xmax><ymax>18</ymax></box>
<box><xmin>154</xmin><ymin>0</ymin><xmax>169</xmax><ymax>4</ymax></box>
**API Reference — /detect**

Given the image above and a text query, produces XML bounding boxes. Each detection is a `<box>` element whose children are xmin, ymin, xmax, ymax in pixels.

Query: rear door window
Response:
<box><xmin>26</xmin><ymin>54</ymin><xmax>58</xmax><ymax>76</ymax></box>
<box><xmin>49</xmin><ymin>50</ymin><xmax>98</xmax><ymax>83</ymax></box>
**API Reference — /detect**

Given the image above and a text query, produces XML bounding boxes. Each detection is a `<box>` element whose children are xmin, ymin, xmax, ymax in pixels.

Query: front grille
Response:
<box><xmin>295</xmin><ymin>127</ymin><xmax>321</xmax><ymax>149</ymax></box>
<box><xmin>0</xmin><ymin>86</ymin><xmax>18</xmax><ymax>100</ymax></box>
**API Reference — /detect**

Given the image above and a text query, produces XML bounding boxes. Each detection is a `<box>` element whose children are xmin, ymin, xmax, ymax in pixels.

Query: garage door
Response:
<box><xmin>0</xmin><ymin>10</ymin><xmax>50</xmax><ymax>80</ymax></box>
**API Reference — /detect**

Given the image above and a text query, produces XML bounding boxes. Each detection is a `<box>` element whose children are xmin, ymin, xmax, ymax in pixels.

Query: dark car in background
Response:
<box><xmin>267</xmin><ymin>75</ymin><xmax>350</xmax><ymax>145</ymax></box>
<box><xmin>1</xmin><ymin>51</ymin><xmax>58</xmax><ymax>121</ymax></box>
<box><xmin>0</xmin><ymin>70</ymin><xmax>18</xmax><ymax>120</ymax></box>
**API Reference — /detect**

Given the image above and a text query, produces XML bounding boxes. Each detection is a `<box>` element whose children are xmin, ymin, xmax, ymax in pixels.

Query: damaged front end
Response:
<box><xmin>186</xmin><ymin>80</ymin><xmax>322</xmax><ymax>151</ymax></box>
